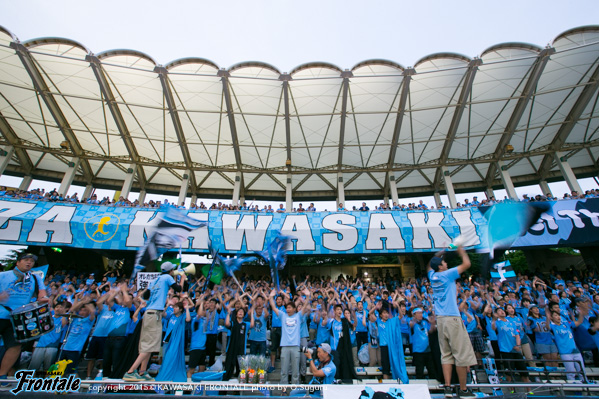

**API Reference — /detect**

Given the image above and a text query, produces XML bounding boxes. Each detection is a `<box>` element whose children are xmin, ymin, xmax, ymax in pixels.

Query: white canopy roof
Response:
<box><xmin>0</xmin><ymin>25</ymin><xmax>598</xmax><ymax>200</ymax></box>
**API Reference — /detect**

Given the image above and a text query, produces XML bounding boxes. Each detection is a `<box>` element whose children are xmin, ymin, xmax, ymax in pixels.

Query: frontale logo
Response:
<box><xmin>10</xmin><ymin>370</ymin><xmax>81</xmax><ymax>395</ymax></box>
<box><xmin>84</xmin><ymin>213</ymin><xmax>121</xmax><ymax>242</ymax></box>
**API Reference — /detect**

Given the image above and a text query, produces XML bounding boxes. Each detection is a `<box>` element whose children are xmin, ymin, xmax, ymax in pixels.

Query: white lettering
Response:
<box><xmin>451</xmin><ymin>210</ymin><xmax>481</xmax><ymax>246</ymax></box>
<box><xmin>0</xmin><ymin>200</ymin><xmax>36</xmax><ymax>241</ymax></box>
<box><xmin>322</xmin><ymin>214</ymin><xmax>358</xmax><ymax>251</ymax></box>
<box><xmin>365</xmin><ymin>214</ymin><xmax>405</xmax><ymax>250</ymax></box>
<box><xmin>558</xmin><ymin>210</ymin><xmax>585</xmax><ymax>228</ymax></box>
<box><xmin>187</xmin><ymin>212</ymin><xmax>209</xmax><ymax>249</ymax></box>
<box><xmin>407</xmin><ymin>212</ymin><xmax>451</xmax><ymax>249</ymax></box>
<box><xmin>27</xmin><ymin>205</ymin><xmax>75</xmax><ymax>243</ymax></box>
<box><xmin>222</xmin><ymin>214</ymin><xmax>273</xmax><ymax>251</ymax></box>
<box><xmin>529</xmin><ymin>212</ymin><xmax>559</xmax><ymax>232</ymax></box>
<box><xmin>280</xmin><ymin>215</ymin><xmax>316</xmax><ymax>251</ymax></box>
<box><xmin>126</xmin><ymin>211</ymin><xmax>159</xmax><ymax>247</ymax></box>
<box><xmin>579</xmin><ymin>209</ymin><xmax>599</xmax><ymax>227</ymax></box>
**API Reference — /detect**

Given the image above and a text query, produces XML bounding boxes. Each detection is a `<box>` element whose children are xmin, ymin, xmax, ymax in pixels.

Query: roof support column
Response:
<box><xmin>554</xmin><ymin>152</ymin><xmax>582</xmax><ymax>194</ymax></box>
<box><xmin>385</xmin><ymin>68</ymin><xmax>414</xmax><ymax>197</ymax></box>
<box><xmin>286</xmin><ymin>174</ymin><xmax>293</xmax><ymax>212</ymax></box>
<box><xmin>190</xmin><ymin>194</ymin><xmax>197</xmax><ymax>206</ymax></box>
<box><xmin>497</xmin><ymin>161</ymin><xmax>518</xmax><ymax>200</ymax></box>
<box><xmin>485</xmin><ymin>187</ymin><xmax>495</xmax><ymax>201</ymax></box>
<box><xmin>120</xmin><ymin>163</ymin><xmax>136</xmax><ymax>200</ymax></box>
<box><xmin>433</xmin><ymin>192</ymin><xmax>442</xmax><ymax>209</ymax></box>
<box><xmin>441</xmin><ymin>166</ymin><xmax>457</xmax><ymax>209</ymax></box>
<box><xmin>232</xmin><ymin>171</ymin><xmax>242</xmax><ymax>207</ymax></box>
<box><xmin>434</xmin><ymin>59</ymin><xmax>481</xmax><ymax>192</ymax></box>
<box><xmin>486</xmin><ymin>48</ymin><xmax>554</xmax><ymax>186</ymax></box>
<box><xmin>156</xmin><ymin>66</ymin><xmax>197</xmax><ymax>196</ymax></box>
<box><xmin>539</xmin><ymin>180</ymin><xmax>552</xmax><ymax>198</ymax></box>
<box><xmin>337</xmin><ymin>172</ymin><xmax>346</xmax><ymax>208</ymax></box>
<box><xmin>11</xmin><ymin>42</ymin><xmax>93</xmax><ymax>183</ymax></box>
<box><xmin>82</xmin><ymin>184</ymin><xmax>93</xmax><ymax>200</ymax></box>
<box><xmin>178</xmin><ymin>169</ymin><xmax>190</xmax><ymax>207</ymax></box>
<box><xmin>538</xmin><ymin>61</ymin><xmax>599</xmax><ymax>180</ymax></box>
<box><xmin>138</xmin><ymin>190</ymin><xmax>147</xmax><ymax>205</ymax></box>
<box><xmin>0</xmin><ymin>145</ymin><xmax>14</xmax><ymax>176</ymax></box>
<box><xmin>19</xmin><ymin>175</ymin><xmax>33</xmax><ymax>191</ymax></box>
<box><xmin>58</xmin><ymin>158</ymin><xmax>80</xmax><ymax>197</ymax></box>
<box><xmin>388</xmin><ymin>173</ymin><xmax>399</xmax><ymax>206</ymax></box>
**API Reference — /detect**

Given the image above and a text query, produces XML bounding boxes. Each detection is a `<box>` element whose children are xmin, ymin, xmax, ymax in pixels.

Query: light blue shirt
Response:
<box><xmin>429</xmin><ymin>268</ymin><xmax>461</xmax><ymax>317</ymax></box>
<box><xmin>147</xmin><ymin>274</ymin><xmax>175</xmax><ymax>311</ymax></box>
<box><xmin>280</xmin><ymin>312</ymin><xmax>301</xmax><ymax>346</ymax></box>
<box><xmin>0</xmin><ymin>271</ymin><xmax>45</xmax><ymax>319</ymax></box>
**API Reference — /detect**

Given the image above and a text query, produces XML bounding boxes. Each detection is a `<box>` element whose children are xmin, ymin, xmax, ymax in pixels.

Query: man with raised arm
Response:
<box><xmin>427</xmin><ymin>247</ymin><xmax>477</xmax><ymax>398</ymax></box>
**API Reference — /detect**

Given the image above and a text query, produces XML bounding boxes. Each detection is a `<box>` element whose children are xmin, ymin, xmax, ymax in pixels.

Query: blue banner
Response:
<box><xmin>0</xmin><ymin>198</ymin><xmax>596</xmax><ymax>254</ymax></box>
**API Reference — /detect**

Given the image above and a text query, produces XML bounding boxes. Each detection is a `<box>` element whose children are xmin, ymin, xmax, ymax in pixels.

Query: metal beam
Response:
<box><xmin>0</xmin><ymin>112</ymin><xmax>33</xmax><ymax>174</ymax></box>
<box><xmin>155</xmin><ymin>66</ymin><xmax>198</xmax><ymax>196</ymax></box>
<box><xmin>10</xmin><ymin>42</ymin><xmax>93</xmax><ymax>182</ymax></box>
<box><xmin>87</xmin><ymin>55</ymin><xmax>146</xmax><ymax>189</ymax></box>
<box><xmin>538</xmin><ymin>61</ymin><xmax>599</xmax><ymax>179</ymax></box>
<box><xmin>386</xmin><ymin>70</ymin><xmax>414</xmax><ymax>166</ymax></box>
<box><xmin>337</xmin><ymin>71</ymin><xmax>352</xmax><ymax>168</ymax></box>
<box><xmin>385</xmin><ymin>68</ymin><xmax>414</xmax><ymax>198</ymax></box>
<box><xmin>219</xmin><ymin>70</ymin><xmax>243</xmax><ymax>170</ymax></box>
<box><xmin>433</xmin><ymin>58</ymin><xmax>482</xmax><ymax>191</ymax></box>
<box><xmin>280</xmin><ymin>74</ymin><xmax>292</xmax><ymax>173</ymax></box>
<box><xmin>486</xmin><ymin>47</ymin><xmax>555</xmax><ymax>186</ymax></box>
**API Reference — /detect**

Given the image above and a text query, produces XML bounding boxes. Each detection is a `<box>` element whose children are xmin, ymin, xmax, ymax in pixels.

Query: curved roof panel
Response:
<box><xmin>0</xmin><ymin>26</ymin><xmax>598</xmax><ymax>201</ymax></box>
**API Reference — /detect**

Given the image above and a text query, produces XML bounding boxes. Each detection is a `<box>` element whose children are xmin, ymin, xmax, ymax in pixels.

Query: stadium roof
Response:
<box><xmin>0</xmin><ymin>25</ymin><xmax>598</xmax><ymax>201</ymax></box>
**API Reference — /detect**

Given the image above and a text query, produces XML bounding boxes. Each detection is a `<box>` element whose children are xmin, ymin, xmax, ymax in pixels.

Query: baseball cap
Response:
<box><xmin>161</xmin><ymin>261</ymin><xmax>176</xmax><ymax>272</ymax></box>
<box><xmin>320</xmin><ymin>343</ymin><xmax>332</xmax><ymax>354</ymax></box>
<box><xmin>18</xmin><ymin>253</ymin><xmax>38</xmax><ymax>261</ymax></box>
<box><xmin>429</xmin><ymin>256</ymin><xmax>444</xmax><ymax>272</ymax></box>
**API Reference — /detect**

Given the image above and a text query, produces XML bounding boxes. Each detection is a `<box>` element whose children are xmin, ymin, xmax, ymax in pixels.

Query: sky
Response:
<box><xmin>0</xmin><ymin>0</ymin><xmax>598</xmax><ymax>259</ymax></box>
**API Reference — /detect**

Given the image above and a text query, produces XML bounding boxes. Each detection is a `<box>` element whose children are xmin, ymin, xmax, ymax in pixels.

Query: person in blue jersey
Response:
<box><xmin>249</xmin><ymin>302</ymin><xmax>269</xmax><ymax>356</ymax></box>
<box><xmin>427</xmin><ymin>246</ymin><xmax>477</xmax><ymax>398</ymax></box>
<box><xmin>0</xmin><ymin>253</ymin><xmax>49</xmax><ymax>383</ymax></box>
<box><xmin>305</xmin><ymin>343</ymin><xmax>336</xmax><ymax>384</ymax></box>
<box><xmin>85</xmin><ymin>283</ymin><xmax>114</xmax><ymax>379</ymax></box>
<box><xmin>269</xmin><ymin>288</ymin><xmax>309</xmax><ymax>385</ymax></box>
<box><xmin>492</xmin><ymin>307</ymin><xmax>530</xmax><ymax>382</ymax></box>
<box><xmin>328</xmin><ymin>305</ymin><xmax>344</xmax><ymax>352</ymax></box>
<box><xmin>28</xmin><ymin>301</ymin><xmax>70</xmax><ymax>372</ymax></box>
<box><xmin>268</xmin><ymin>293</ymin><xmax>286</xmax><ymax>372</ymax></box>
<box><xmin>59</xmin><ymin>298</ymin><xmax>97</xmax><ymax>375</ymax></box>
<box><xmin>370</xmin><ymin>302</ymin><xmax>391</xmax><ymax>378</ymax></box>
<box><xmin>299</xmin><ymin>302</ymin><xmax>312</xmax><ymax>383</ymax></box>
<box><xmin>315</xmin><ymin>308</ymin><xmax>331</xmax><ymax>346</ymax></box>
<box><xmin>156</xmin><ymin>298</ymin><xmax>192</xmax><ymax>382</ymax></box>
<box><xmin>547</xmin><ymin>304</ymin><xmax>586</xmax><ymax>382</ymax></box>
<box><xmin>528</xmin><ymin>305</ymin><xmax>558</xmax><ymax>367</ymax></box>
<box><xmin>187</xmin><ymin>297</ymin><xmax>207</xmax><ymax>378</ymax></box>
<box><xmin>224</xmin><ymin>300</ymin><xmax>250</xmax><ymax>381</ymax></box>
<box><xmin>367</xmin><ymin>310</ymin><xmax>381</xmax><ymax>367</ymax></box>
<box><xmin>354</xmin><ymin>301</ymin><xmax>369</xmax><ymax>360</ymax></box>
<box><xmin>124</xmin><ymin>261</ymin><xmax>186</xmax><ymax>382</ymax></box>
<box><xmin>102</xmin><ymin>281</ymin><xmax>132</xmax><ymax>378</ymax></box>
<box><xmin>505</xmin><ymin>303</ymin><xmax>535</xmax><ymax>368</ymax></box>
<box><xmin>459</xmin><ymin>298</ymin><xmax>484</xmax><ymax>367</ymax></box>
<box><xmin>410</xmin><ymin>307</ymin><xmax>437</xmax><ymax>379</ymax></box>
<box><xmin>204</xmin><ymin>296</ymin><xmax>222</xmax><ymax>368</ymax></box>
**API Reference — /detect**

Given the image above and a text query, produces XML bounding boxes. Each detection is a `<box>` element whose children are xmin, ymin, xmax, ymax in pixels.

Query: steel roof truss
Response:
<box><xmin>10</xmin><ymin>42</ymin><xmax>94</xmax><ymax>183</ymax></box>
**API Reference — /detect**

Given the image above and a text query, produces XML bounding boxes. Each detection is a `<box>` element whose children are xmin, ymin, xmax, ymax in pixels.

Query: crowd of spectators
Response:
<box><xmin>4</xmin><ymin>262</ymin><xmax>597</xmax><ymax>385</ymax></box>
<box><xmin>1</xmin><ymin>186</ymin><xmax>597</xmax><ymax>212</ymax></box>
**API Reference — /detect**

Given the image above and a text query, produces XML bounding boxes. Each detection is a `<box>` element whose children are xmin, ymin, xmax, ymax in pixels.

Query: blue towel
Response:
<box><xmin>156</xmin><ymin>314</ymin><xmax>187</xmax><ymax>382</ymax></box>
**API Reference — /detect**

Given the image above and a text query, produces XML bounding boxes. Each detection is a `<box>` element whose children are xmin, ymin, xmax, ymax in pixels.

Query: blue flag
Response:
<box><xmin>135</xmin><ymin>208</ymin><xmax>207</xmax><ymax>267</ymax></box>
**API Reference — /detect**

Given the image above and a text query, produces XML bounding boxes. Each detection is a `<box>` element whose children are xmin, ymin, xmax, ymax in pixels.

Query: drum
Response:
<box><xmin>10</xmin><ymin>301</ymin><xmax>54</xmax><ymax>342</ymax></box>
